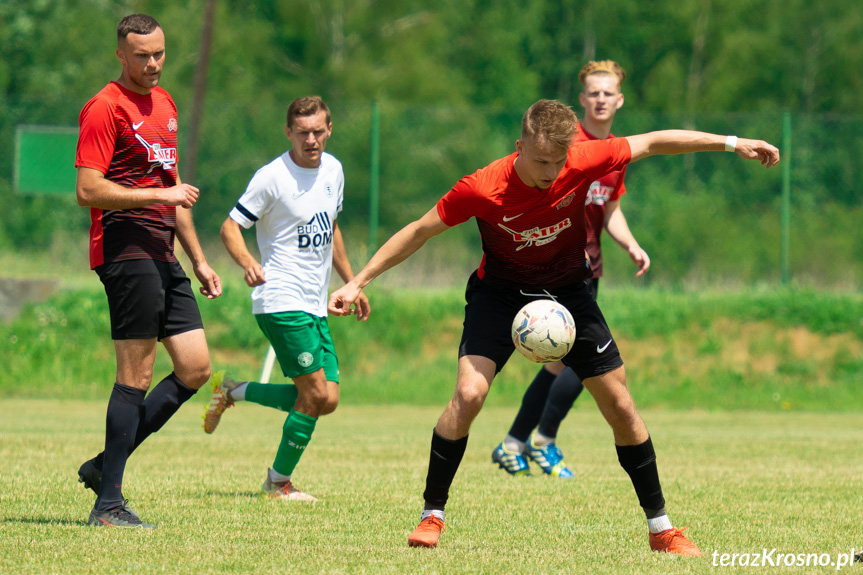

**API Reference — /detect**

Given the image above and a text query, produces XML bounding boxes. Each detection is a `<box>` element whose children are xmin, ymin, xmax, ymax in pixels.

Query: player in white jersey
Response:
<box><xmin>204</xmin><ymin>96</ymin><xmax>370</xmax><ymax>502</ymax></box>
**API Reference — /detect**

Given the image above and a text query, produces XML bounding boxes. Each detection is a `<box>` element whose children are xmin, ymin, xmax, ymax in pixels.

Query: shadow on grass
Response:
<box><xmin>206</xmin><ymin>490</ymin><xmax>261</xmax><ymax>499</ymax></box>
<box><xmin>3</xmin><ymin>516</ymin><xmax>87</xmax><ymax>527</ymax></box>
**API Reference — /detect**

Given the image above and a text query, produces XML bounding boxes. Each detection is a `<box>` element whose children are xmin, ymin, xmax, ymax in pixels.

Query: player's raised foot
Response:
<box><xmin>261</xmin><ymin>474</ymin><xmax>318</xmax><ymax>503</ymax></box>
<box><xmin>202</xmin><ymin>370</ymin><xmax>243</xmax><ymax>434</ymax></box>
<box><xmin>491</xmin><ymin>443</ymin><xmax>531</xmax><ymax>476</ymax></box>
<box><xmin>77</xmin><ymin>459</ymin><xmax>102</xmax><ymax>495</ymax></box>
<box><xmin>88</xmin><ymin>502</ymin><xmax>156</xmax><ymax>529</ymax></box>
<box><xmin>526</xmin><ymin>438</ymin><xmax>574</xmax><ymax>478</ymax></box>
<box><xmin>854</xmin><ymin>548</ymin><xmax>862</xmax><ymax>563</ymax></box>
<box><xmin>408</xmin><ymin>516</ymin><xmax>445</xmax><ymax>548</ymax></box>
<box><xmin>649</xmin><ymin>527</ymin><xmax>702</xmax><ymax>556</ymax></box>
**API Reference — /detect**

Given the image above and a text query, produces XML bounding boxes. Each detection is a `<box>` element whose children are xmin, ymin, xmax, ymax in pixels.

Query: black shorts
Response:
<box><xmin>96</xmin><ymin>259</ymin><xmax>204</xmax><ymax>341</ymax></box>
<box><xmin>458</xmin><ymin>272</ymin><xmax>622</xmax><ymax>380</ymax></box>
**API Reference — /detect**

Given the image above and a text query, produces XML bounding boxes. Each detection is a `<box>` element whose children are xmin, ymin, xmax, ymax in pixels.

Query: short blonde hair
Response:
<box><xmin>578</xmin><ymin>60</ymin><xmax>626</xmax><ymax>87</ymax></box>
<box><xmin>521</xmin><ymin>99</ymin><xmax>578</xmax><ymax>149</ymax></box>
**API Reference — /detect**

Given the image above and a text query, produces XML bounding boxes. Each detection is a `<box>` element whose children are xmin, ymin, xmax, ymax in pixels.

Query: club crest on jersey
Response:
<box><xmin>585</xmin><ymin>180</ymin><xmax>614</xmax><ymax>206</ymax></box>
<box><xmin>557</xmin><ymin>192</ymin><xmax>575</xmax><ymax>209</ymax></box>
<box><xmin>298</xmin><ymin>212</ymin><xmax>333</xmax><ymax>249</ymax></box>
<box><xmin>167</xmin><ymin>118</ymin><xmax>178</xmax><ymax>132</ymax></box>
<box><xmin>498</xmin><ymin>218</ymin><xmax>572</xmax><ymax>251</ymax></box>
<box><xmin>135</xmin><ymin>133</ymin><xmax>177</xmax><ymax>171</ymax></box>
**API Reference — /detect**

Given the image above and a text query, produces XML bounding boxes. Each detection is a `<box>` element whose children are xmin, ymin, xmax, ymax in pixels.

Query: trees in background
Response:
<box><xmin>1</xmin><ymin>0</ymin><xmax>860</xmax><ymax>285</ymax></box>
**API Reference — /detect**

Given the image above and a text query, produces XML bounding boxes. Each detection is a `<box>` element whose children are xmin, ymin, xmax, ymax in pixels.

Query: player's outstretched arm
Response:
<box><xmin>328</xmin><ymin>206</ymin><xmax>450</xmax><ymax>317</ymax></box>
<box><xmin>626</xmin><ymin>131</ymin><xmax>780</xmax><ymax>168</ymax></box>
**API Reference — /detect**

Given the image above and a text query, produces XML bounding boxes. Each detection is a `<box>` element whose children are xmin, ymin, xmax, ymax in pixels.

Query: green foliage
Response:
<box><xmin>2</xmin><ymin>402</ymin><xmax>862</xmax><ymax>573</ymax></box>
<box><xmin>1</xmin><ymin>1</ymin><xmax>861</xmax><ymax>284</ymax></box>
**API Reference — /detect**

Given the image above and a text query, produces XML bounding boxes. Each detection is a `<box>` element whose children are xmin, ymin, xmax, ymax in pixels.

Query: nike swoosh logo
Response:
<box><xmin>132</xmin><ymin>121</ymin><xmax>144</xmax><ymax>130</ymax></box>
<box><xmin>597</xmin><ymin>339</ymin><xmax>613</xmax><ymax>353</ymax></box>
<box><xmin>502</xmin><ymin>213</ymin><xmax>523</xmax><ymax>222</ymax></box>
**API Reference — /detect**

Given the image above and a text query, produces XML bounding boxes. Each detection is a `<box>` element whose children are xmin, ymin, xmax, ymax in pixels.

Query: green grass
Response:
<box><xmin>1</xmin><ymin>401</ymin><xmax>861</xmax><ymax>574</ymax></box>
<box><xmin>2</xmin><ymin>280</ymin><xmax>861</xmax><ymax>411</ymax></box>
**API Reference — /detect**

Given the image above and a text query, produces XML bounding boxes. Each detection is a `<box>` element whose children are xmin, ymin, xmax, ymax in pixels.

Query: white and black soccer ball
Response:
<box><xmin>511</xmin><ymin>299</ymin><xmax>576</xmax><ymax>363</ymax></box>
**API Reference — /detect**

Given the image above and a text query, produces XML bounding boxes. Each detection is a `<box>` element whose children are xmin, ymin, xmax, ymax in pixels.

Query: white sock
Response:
<box><xmin>228</xmin><ymin>382</ymin><xmax>249</xmax><ymax>402</ymax></box>
<box><xmin>503</xmin><ymin>435</ymin><xmax>526</xmax><ymax>453</ymax></box>
<box><xmin>532</xmin><ymin>431</ymin><xmax>554</xmax><ymax>447</ymax></box>
<box><xmin>647</xmin><ymin>514</ymin><xmax>673</xmax><ymax>534</ymax></box>
<box><xmin>268</xmin><ymin>467</ymin><xmax>291</xmax><ymax>484</ymax></box>
<box><xmin>421</xmin><ymin>509</ymin><xmax>445</xmax><ymax>522</ymax></box>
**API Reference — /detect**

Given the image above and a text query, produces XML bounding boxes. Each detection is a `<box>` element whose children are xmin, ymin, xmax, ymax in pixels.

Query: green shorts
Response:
<box><xmin>255</xmin><ymin>311</ymin><xmax>340</xmax><ymax>383</ymax></box>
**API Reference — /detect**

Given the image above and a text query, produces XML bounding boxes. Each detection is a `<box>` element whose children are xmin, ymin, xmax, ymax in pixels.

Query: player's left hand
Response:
<box><xmin>195</xmin><ymin>262</ymin><xmax>222</xmax><ymax>299</ymax></box>
<box><xmin>735</xmin><ymin>138</ymin><xmax>780</xmax><ymax>168</ymax></box>
<box><xmin>629</xmin><ymin>245</ymin><xmax>651</xmax><ymax>277</ymax></box>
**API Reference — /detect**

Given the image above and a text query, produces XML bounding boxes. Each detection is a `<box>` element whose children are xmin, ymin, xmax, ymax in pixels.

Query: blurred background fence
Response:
<box><xmin>3</xmin><ymin>100</ymin><xmax>861</xmax><ymax>289</ymax></box>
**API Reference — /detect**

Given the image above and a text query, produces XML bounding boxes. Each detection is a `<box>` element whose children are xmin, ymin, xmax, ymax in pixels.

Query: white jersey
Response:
<box><xmin>229</xmin><ymin>151</ymin><xmax>344</xmax><ymax>316</ymax></box>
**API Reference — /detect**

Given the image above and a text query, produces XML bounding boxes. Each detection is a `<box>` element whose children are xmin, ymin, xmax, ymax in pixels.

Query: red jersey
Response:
<box><xmin>76</xmin><ymin>82</ymin><xmax>180</xmax><ymax>269</ymax></box>
<box><xmin>578</xmin><ymin>123</ymin><xmax>628</xmax><ymax>278</ymax></box>
<box><xmin>437</xmin><ymin>137</ymin><xmax>631</xmax><ymax>289</ymax></box>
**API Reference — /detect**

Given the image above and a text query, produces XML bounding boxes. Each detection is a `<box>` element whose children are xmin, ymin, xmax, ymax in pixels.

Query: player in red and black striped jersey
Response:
<box><xmin>329</xmin><ymin>99</ymin><xmax>779</xmax><ymax>553</ymax></box>
<box><xmin>73</xmin><ymin>13</ymin><xmax>221</xmax><ymax>530</ymax></box>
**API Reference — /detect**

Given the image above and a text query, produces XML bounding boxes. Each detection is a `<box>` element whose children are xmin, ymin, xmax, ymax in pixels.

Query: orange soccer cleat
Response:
<box><xmin>649</xmin><ymin>527</ymin><xmax>702</xmax><ymax>556</ymax></box>
<box><xmin>408</xmin><ymin>516</ymin><xmax>445</xmax><ymax>548</ymax></box>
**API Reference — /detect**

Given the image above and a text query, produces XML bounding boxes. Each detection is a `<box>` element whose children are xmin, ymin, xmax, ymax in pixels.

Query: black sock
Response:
<box><xmin>616</xmin><ymin>437</ymin><xmax>667</xmax><ymax>518</ymax></box>
<box><xmin>537</xmin><ymin>368</ymin><xmax>584</xmax><ymax>438</ymax></box>
<box><xmin>92</xmin><ymin>373</ymin><xmax>196</xmax><ymax>470</ymax></box>
<box><xmin>422</xmin><ymin>430</ymin><xmax>468</xmax><ymax>511</ymax></box>
<box><xmin>508</xmin><ymin>367</ymin><xmax>556</xmax><ymax>441</ymax></box>
<box><xmin>95</xmin><ymin>383</ymin><xmax>145</xmax><ymax>511</ymax></box>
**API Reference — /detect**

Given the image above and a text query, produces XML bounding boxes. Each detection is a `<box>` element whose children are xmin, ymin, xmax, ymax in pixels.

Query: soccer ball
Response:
<box><xmin>511</xmin><ymin>299</ymin><xmax>576</xmax><ymax>363</ymax></box>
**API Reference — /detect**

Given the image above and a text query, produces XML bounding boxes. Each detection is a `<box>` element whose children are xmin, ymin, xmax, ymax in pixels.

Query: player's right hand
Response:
<box><xmin>162</xmin><ymin>183</ymin><xmax>200</xmax><ymax>208</ymax></box>
<box><xmin>244</xmin><ymin>261</ymin><xmax>265</xmax><ymax>287</ymax></box>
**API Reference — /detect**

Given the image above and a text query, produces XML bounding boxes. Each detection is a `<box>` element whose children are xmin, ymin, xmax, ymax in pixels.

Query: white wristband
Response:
<box><xmin>725</xmin><ymin>135</ymin><xmax>738</xmax><ymax>152</ymax></box>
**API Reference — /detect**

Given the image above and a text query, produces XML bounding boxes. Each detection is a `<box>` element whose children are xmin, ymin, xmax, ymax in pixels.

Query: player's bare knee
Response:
<box><xmin>177</xmin><ymin>364</ymin><xmax>211</xmax><ymax>390</ymax></box>
<box><xmin>453</xmin><ymin>385</ymin><xmax>487</xmax><ymax>417</ymax></box>
<box><xmin>320</xmin><ymin>396</ymin><xmax>339</xmax><ymax>415</ymax></box>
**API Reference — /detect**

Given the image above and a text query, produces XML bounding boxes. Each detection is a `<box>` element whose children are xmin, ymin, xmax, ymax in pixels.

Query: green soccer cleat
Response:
<box><xmin>202</xmin><ymin>370</ymin><xmax>244</xmax><ymax>434</ymax></box>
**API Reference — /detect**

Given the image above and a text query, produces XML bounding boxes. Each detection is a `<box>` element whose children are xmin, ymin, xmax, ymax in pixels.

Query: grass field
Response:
<box><xmin>2</xmin><ymin>400</ymin><xmax>861</xmax><ymax>574</ymax></box>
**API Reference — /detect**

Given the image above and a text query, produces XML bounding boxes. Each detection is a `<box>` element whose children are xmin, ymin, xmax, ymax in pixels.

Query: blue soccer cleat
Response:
<box><xmin>491</xmin><ymin>443</ymin><xmax>531</xmax><ymax>476</ymax></box>
<box><xmin>526</xmin><ymin>439</ymin><xmax>574</xmax><ymax>478</ymax></box>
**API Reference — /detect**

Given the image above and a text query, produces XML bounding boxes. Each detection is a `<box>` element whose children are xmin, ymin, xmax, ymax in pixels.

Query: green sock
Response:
<box><xmin>245</xmin><ymin>382</ymin><xmax>298</xmax><ymax>412</ymax></box>
<box><xmin>273</xmin><ymin>410</ymin><xmax>318</xmax><ymax>476</ymax></box>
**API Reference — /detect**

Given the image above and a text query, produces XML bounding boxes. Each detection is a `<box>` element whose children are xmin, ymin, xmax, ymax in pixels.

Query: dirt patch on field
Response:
<box><xmin>618</xmin><ymin>319</ymin><xmax>861</xmax><ymax>383</ymax></box>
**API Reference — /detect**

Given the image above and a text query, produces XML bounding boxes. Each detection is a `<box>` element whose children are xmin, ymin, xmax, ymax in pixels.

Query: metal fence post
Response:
<box><xmin>781</xmin><ymin>111</ymin><xmax>792</xmax><ymax>285</ymax></box>
<box><xmin>369</xmin><ymin>101</ymin><xmax>381</xmax><ymax>251</ymax></box>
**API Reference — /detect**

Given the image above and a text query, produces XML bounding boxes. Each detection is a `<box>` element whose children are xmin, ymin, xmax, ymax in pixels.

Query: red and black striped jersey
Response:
<box><xmin>76</xmin><ymin>82</ymin><xmax>179</xmax><ymax>269</ymax></box>
<box><xmin>578</xmin><ymin>123</ymin><xmax>628</xmax><ymax>279</ymax></box>
<box><xmin>436</xmin><ymin>137</ymin><xmax>631</xmax><ymax>289</ymax></box>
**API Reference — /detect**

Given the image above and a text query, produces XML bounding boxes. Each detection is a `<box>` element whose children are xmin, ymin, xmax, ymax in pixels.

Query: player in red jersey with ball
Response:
<box><xmin>74</xmin><ymin>13</ymin><xmax>221</xmax><ymax>529</ymax></box>
<box><xmin>330</xmin><ymin>98</ymin><xmax>778</xmax><ymax>554</ymax></box>
<box><xmin>493</xmin><ymin>60</ymin><xmax>651</xmax><ymax>480</ymax></box>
